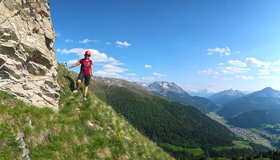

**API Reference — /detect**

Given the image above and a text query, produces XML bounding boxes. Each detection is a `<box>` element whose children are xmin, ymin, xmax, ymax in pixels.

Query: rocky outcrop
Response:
<box><xmin>0</xmin><ymin>0</ymin><xmax>60</xmax><ymax>109</ymax></box>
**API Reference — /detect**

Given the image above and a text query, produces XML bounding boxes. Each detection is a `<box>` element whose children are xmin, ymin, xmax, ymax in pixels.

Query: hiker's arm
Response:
<box><xmin>68</xmin><ymin>61</ymin><xmax>80</xmax><ymax>69</ymax></box>
<box><xmin>90</xmin><ymin>64</ymin><xmax>93</xmax><ymax>80</ymax></box>
<box><xmin>91</xmin><ymin>65</ymin><xmax>93</xmax><ymax>76</ymax></box>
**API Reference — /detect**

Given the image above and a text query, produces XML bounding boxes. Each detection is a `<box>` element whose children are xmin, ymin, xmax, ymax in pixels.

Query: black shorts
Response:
<box><xmin>78</xmin><ymin>72</ymin><xmax>91</xmax><ymax>86</ymax></box>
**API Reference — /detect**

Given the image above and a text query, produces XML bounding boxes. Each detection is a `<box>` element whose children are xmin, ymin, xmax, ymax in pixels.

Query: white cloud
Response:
<box><xmin>220</xmin><ymin>60</ymin><xmax>250</xmax><ymax>74</ymax></box>
<box><xmin>153</xmin><ymin>72</ymin><xmax>166</xmax><ymax>78</ymax></box>
<box><xmin>79</xmin><ymin>39</ymin><xmax>91</xmax><ymax>44</ymax></box>
<box><xmin>236</xmin><ymin>75</ymin><xmax>255</xmax><ymax>80</ymax></box>
<box><xmin>94</xmin><ymin>71</ymin><xmax>124</xmax><ymax>79</ymax></box>
<box><xmin>208</xmin><ymin>47</ymin><xmax>231</xmax><ymax>56</ymax></box>
<box><xmin>221</xmin><ymin>66</ymin><xmax>250</xmax><ymax>74</ymax></box>
<box><xmin>64</xmin><ymin>38</ymin><xmax>98</xmax><ymax>44</ymax></box>
<box><xmin>258</xmin><ymin>75</ymin><xmax>279</xmax><ymax>80</ymax></box>
<box><xmin>246</xmin><ymin>57</ymin><xmax>271</xmax><ymax>68</ymax></box>
<box><xmin>258</xmin><ymin>69</ymin><xmax>271</xmax><ymax>76</ymax></box>
<box><xmin>66</xmin><ymin>59</ymin><xmax>78</xmax><ymax>65</ymax></box>
<box><xmin>245</xmin><ymin>57</ymin><xmax>280</xmax><ymax>80</ymax></box>
<box><xmin>60</xmin><ymin>48</ymin><xmax>128</xmax><ymax>79</ymax></box>
<box><xmin>56</xmin><ymin>48</ymin><xmax>61</xmax><ymax>52</ymax></box>
<box><xmin>60</xmin><ymin>48</ymin><xmax>84</xmax><ymax>55</ymax></box>
<box><xmin>271</xmin><ymin>60</ymin><xmax>280</xmax><ymax>73</ymax></box>
<box><xmin>198</xmin><ymin>69</ymin><xmax>219</xmax><ymax>76</ymax></box>
<box><xmin>126</xmin><ymin>73</ymin><xmax>136</xmax><ymax>76</ymax></box>
<box><xmin>92</xmin><ymin>63</ymin><xmax>127</xmax><ymax>78</ymax></box>
<box><xmin>199</xmin><ymin>56</ymin><xmax>280</xmax><ymax>82</ymax></box>
<box><xmin>59</xmin><ymin>48</ymin><xmax>119</xmax><ymax>64</ymax></box>
<box><xmin>65</xmin><ymin>39</ymin><xmax>74</xmax><ymax>43</ymax></box>
<box><xmin>144</xmin><ymin>64</ymin><xmax>153</xmax><ymax>68</ymax></box>
<box><xmin>228</xmin><ymin>60</ymin><xmax>247</xmax><ymax>68</ymax></box>
<box><xmin>102</xmin><ymin>64</ymin><xmax>127</xmax><ymax>73</ymax></box>
<box><xmin>78</xmin><ymin>39</ymin><xmax>98</xmax><ymax>44</ymax></box>
<box><xmin>116</xmin><ymin>41</ymin><xmax>131</xmax><ymax>48</ymax></box>
<box><xmin>142</xmin><ymin>76</ymin><xmax>155</xmax><ymax>81</ymax></box>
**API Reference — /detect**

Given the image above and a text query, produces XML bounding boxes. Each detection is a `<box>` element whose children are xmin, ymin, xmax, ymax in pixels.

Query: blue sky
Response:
<box><xmin>50</xmin><ymin>0</ymin><xmax>280</xmax><ymax>92</ymax></box>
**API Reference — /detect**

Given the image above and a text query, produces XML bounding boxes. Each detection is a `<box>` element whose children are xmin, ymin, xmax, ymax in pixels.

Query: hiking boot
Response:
<box><xmin>83</xmin><ymin>96</ymin><xmax>87</xmax><ymax>101</ymax></box>
<box><xmin>73</xmin><ymin>89</ymin><xmax>78</xmax><ymax>93</ymax></box>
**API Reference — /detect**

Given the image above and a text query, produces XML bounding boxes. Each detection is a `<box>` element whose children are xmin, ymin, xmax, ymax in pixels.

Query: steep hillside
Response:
<box><xmin>90</xmin><ymin>77</ymin><xmax>239</xmax><ymax>158</ymax></box>
<box><xmin>0</xmin><ymin>65</ymin><xmax>174</xmax><ymax>160</ymax></box>
<box><xmin>192</xmin><ymin>96</ymin><xmax>221</xmax><ymax>113</ymax></box>
<box><xmin>228</xmin><ymin>110</ymin><xmax>280</xmax><ymax>128</ymax></box>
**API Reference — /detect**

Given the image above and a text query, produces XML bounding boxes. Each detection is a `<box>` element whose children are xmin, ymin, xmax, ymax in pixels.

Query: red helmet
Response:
<box><xmin>85</xmin><ymin>50</ymin><xmax>91</xmax><ymax>56</ymax></box>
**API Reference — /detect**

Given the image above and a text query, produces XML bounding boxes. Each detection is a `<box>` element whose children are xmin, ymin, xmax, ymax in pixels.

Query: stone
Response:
<box><xmin>97</xmin><ymin>147</ymin><xmax>112</xmax><ymax>159</ymax></box>
<box><xmin>87</xmin><ymin>120</ymin><xmax>102</xmax><ymax>131</ymax></box>
<box><xmin>0</xmin><ymin>0</ymin><xmax>60</xmax><ymax>109</ymax></box>
<box><xmin>118</xmin><ymin>154</ymin><xmax>130</xmax><ymax>160</ymax></box>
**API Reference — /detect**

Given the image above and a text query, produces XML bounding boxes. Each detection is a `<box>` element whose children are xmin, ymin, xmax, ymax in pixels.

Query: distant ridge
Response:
<box><xmin>209</xmin><ymin>89</ymin><xmax>246</xmax><ymax>106</ymax></box>
<box><xmin>139</xmin><ymin>81</ymin><xmax>220</xmax><ymax>113</ymax></box>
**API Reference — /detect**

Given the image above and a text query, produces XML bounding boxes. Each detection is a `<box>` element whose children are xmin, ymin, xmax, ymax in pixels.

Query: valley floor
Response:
<box><xmin>207</xmin><ymin>112</ymin><xmax>275</xmax><ymax>150</ymax></box>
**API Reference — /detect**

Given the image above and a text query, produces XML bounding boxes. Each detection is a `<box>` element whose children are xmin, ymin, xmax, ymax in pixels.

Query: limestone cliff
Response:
<box><xmin>0</xmin><ymin>0</ymin><xmax>60</xmax><ymax>108</ymax></box>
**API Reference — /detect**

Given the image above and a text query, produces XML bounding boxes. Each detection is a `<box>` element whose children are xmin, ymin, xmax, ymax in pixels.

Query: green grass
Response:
<box><xmin>207</xmin><ymin>112</ymin><xmax>228</xmax><ymax>126</ymax></box>
<box><xmin>213</xmin><ymin>141</ymin><xmax>252</xmax><ymax>152</ymax></box>
<box><xmin>0</xmin><ymin>122</ymin><xmax>21</xmax><ymax>160</ymax></box>
<box><xmin>0</xmin><ymin>65</ymin><xmax>174</xmax><ymax>160</ymax></box>
<box><xmin>160</xmin><ymin>143</ymin><xmax>204</xmax><ymax>157</ymax></box>
<box><xmin>206</xmin><ymin>158</ymin><xmax>230</xmax><ymax>160</ymax></box>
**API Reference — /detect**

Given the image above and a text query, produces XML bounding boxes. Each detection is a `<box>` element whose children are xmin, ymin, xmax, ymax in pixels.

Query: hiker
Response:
<box><xmin>67</xmin><ymin>50</ymin><xmax>93</xmax><ymax>101</ymax></box>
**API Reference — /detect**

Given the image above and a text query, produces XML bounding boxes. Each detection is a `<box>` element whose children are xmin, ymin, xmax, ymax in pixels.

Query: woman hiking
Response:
<box><xmin>67</xmin><ymin>50</ymin><xmax>93</xmax><ymax>101</ymax></box>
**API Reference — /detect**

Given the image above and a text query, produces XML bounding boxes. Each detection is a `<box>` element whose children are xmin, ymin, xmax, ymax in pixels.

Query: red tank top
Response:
<box><xmin>79</xmin><ymin>59</ymin><xmax>92</xmax><ymax>74</ymax></box>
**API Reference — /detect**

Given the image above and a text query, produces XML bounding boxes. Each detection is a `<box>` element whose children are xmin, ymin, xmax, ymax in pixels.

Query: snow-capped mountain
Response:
<box><xmin>139</xmin><ymin>81</ymin><xmax>220</xmax><ymax>113</ymax></box>
<box><xmin>209</xmin><ymin>89</ymin><xmax>246</xmax><ymax>106</ymax></box>
<box><xmin>144</xmin><ymin>81</ymin><xmax>186</xmax><ymax>94</ymax></box>
<box><xmin>188</xmin><ymin>89</ymin><xmax>215</xmax><ymax>98</ymax></box>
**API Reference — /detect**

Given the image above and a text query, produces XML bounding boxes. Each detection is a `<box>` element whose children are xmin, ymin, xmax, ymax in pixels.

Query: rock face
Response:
<box><xmin>0</xmin><ymin>0</ymin><xmax>60</xmax><ymax>109</ymax></box>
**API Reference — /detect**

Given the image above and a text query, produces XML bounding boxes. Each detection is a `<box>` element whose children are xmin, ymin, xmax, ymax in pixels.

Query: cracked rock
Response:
<box><xmin>0</xmin><ymin>0</ymin><xmax>60</xmax><ymax>109</ymax></box>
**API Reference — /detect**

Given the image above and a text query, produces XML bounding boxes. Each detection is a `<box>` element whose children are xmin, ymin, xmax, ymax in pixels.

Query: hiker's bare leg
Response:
<box><xmin>84</xmin><ymin>84</ymin><xmax>88</xmax><ymax>97</ymax></box>
<box><xmin>76</xmin><ymin>80</ymin><xmax>81</xmax><ymax>89</ymax></box>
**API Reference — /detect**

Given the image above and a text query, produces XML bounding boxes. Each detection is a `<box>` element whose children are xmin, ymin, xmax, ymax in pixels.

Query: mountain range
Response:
<box><xmin>138</xmin><ymin>82</ymin><xmax>280</xmax><ymax>149</ymax></box>
<box><xmin>134</xmin><ymin>81</ymin><xmax>280</xmax><ymax>132</ymax></box>
<box><xmin>216</xmin><ymin>87</ymin><xmax>280</xmax><ymax>148</ymax></box>
<box><xmin>90</xmin><ymin>77</ymin><xmax>238</xmax><ymax>158</ymax></box>
<box><xmin>209</xmin><ymin>89</ymin><xmax>246</xmax><ymax>107</ymax></box>
<box><xmin>97</xmin><ymin>79</ymin><xmax>280</xmax><ymax>131</ymax></box>
<box><xmin>188</xmin><ymin>89</ymin><xmax>215</xmax><ymax>98</ymax></box>
<box><xmin>138</xmin><ymin>81</ymin><xmax>221</xmax><ymax>113</ymax></box>
<box><xmin>218</xmin><ymin>87</ymin><xmax>280</xmax><ymax>120</ymax></box>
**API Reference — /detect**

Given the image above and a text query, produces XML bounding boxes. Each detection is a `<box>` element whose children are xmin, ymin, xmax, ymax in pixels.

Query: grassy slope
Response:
<box><xmin>0</xmin><ymin>65</ymin><xmax>173</xmax><ymax>160</ymax></box>
<box><xmin>213</xmin><ymin>141</ymin><xmax>252</xmax><ymax>152</ymax></box>
<box><xmin>90</xmin><ymin>78</ymin><xmax>246</xmax><ymax>159</ymax></box>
